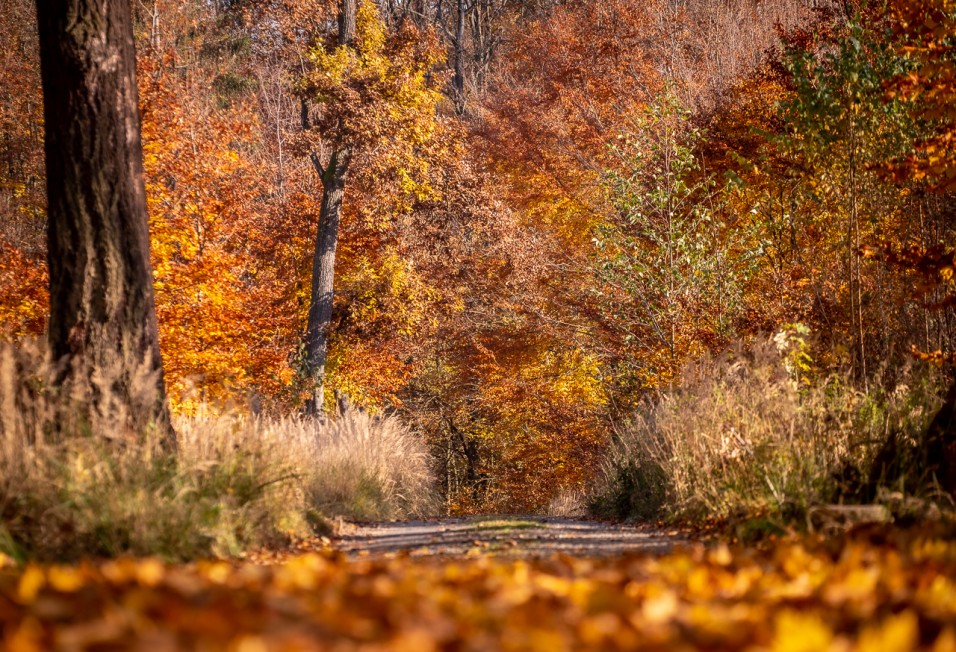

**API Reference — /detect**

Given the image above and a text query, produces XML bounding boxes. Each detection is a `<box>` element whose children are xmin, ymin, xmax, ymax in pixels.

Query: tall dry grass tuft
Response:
<box><xmin>299</xmin><ymin>409</ymin><xmax>439</xmax><ymax>521</ymax></box>
<box><xmin>0</xmin><ymin>341</ymin><xmax>436</xmax><ymax>561</ymax></box>
<box><xmin>0</xmin><ymin>338</ymin><xmax>170</xmax><ymax>449</ymax></box>
<box><xmin>177</xmin><ymin>408</ymin><xmax>438</xmax><ymax>523</ymax></box>
<box><xmin>593</xmin><ymin>337</ymin><xmax>942</xmax><ymax>525</ymax></box>
<box><xmin>0</xmin><ymin>340</ymin><xmax>46</xmax><ymax>458</ymax></box>
<box><xmin>547</xmin><ymin>489</ymin><xmax>587</xmax><ymax>518</ymax></box>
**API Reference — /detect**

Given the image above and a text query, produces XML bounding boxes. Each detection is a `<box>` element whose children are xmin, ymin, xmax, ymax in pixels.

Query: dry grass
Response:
<box><xmin>0</xmin><ymin>341</ymin><xmax>436</xmax><ymax>561</ymax></box>
<box><xmin>547</xmin><ymin>489</ymin><xmax>587</xmax><ymax>518</ymax></box>
<box><xmin>294</xmin><ymin>409</ymin><xmax>439</xmax><ymax>521</ymax></box>
<box><xmin>177</xmin><ymin>407</ymin><xmax>439</xmax><ymax>523</ymax></box>
<box><xmin>593</xmin><ymin>337</ymin><xmax>942</xmax><ymax>526</ymax></box>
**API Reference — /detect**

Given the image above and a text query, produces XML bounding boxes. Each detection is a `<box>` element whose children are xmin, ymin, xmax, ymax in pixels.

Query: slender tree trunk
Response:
<box><xmin>303</xmin><ymin>0</ymin><xmax>358</xmax><ymax>415</ymax></box>
<box><xmin>849</xmin><ymin>124</ymin><xmax>866</xmax><ymax>384</ymax></box>
<box><xmin>304</xmin><ymin>148</ymin><xmax>351</xmax><ymax>414</ymax></box>
<box><xmin>35</xmin><ymin>0</ymin><xmax>173</xmax><ymax>443</ymax></box>
<box><xmin>453</xmin><ymin>0</ymin><xmax>466</xmax><ymax>114</ymax></box>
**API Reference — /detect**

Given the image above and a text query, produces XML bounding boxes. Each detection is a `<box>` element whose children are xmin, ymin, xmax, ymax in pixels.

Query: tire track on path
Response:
<box><xmin>334</xmin><ymin>516</ymin><xmax>681</xmax><ymax>558</ymax></box>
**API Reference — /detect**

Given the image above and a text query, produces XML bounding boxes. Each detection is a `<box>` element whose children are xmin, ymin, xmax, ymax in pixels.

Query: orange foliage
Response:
<box><xmin>4</xmin><ymin>535</ymin><xmax>956</xmax><ymax>649</ymax></box>
<box><xmin>478</xmin><ymin>0</ymin><xmax>663</xmax><ymax>250</ymax></box>
<box><xmin>137</xmin><ymin>47</ymin><xmax>301</xmax><ymax>409</ymax></box>
<box><xmin>0</xmin><ymin>0</ymin><xmax>46</xmax><ymax>340</ymax></box>
<box><xmin>885</xmin><ymin>0</ymin><xmax>956</xmax><ymax>191</ymax></box>
<box><xmin>0</xmin><ymin>237</ymin><xmax>46</xmax><ymax>340</ymax></box>
<box><xmin>5</xmin><ymin>0</ymin><xmax>954</xmax><ymax>511</ymax></box>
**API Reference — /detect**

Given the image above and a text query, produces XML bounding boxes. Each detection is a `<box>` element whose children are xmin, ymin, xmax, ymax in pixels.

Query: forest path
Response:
<box><xmin>334</xmin><ymin>516</ymin><xmax>681</xmax><ymax>558</ymax></box>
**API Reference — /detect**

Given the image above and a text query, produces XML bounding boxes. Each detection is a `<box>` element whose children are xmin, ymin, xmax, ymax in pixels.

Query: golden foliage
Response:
<box><xmin>2</xmin><ymin>536</ymin><xmax>956</xmax><ymax>650</ymax></box>
<box><xmin>0</xmin><ymin>239</ymin><xmax>46</xmax><ymax>340</ymax></box>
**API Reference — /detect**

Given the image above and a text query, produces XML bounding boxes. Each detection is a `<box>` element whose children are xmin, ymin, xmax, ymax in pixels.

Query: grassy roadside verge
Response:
<box><xmin>591</xmin><ymin>334</ymin><xmax>952</xmax><ymax>537</ymax></box>
<box><xmin>0</xmin><ymin>342</ymin><xmax>437</xmax><ymax>562</ymax></box>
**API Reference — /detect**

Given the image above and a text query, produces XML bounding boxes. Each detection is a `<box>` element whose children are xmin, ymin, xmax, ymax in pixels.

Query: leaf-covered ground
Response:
<box><xmin>3</xmin><ymin>526</ymin><xmax>956</xmax><ymax>651</ymax></box>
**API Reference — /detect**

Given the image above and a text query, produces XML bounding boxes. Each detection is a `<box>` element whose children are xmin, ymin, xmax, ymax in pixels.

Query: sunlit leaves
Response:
<box><xmin>298</xmin><ymin>0</ymin><xmax>446</xmax><ymax>206</ymax></box>
<box><xmin>139</xmin><ymin>44</ymin><xmax>299</xmax><ymax>409</ymax></box>
<box><xmin>884</xmin><ymin>0</ymin><xmax>956</xmax><ymax>192</ymax></box>
<box><xmin>0</xmin><ymin>238</ymin><xmax>47</xmax><ymax>341</ymax></box>
<box><xmin>0</xmin><ymin>0</ymin><xmax>46</xmax><ymax>341</ymax></box>
<box><xmin>595</xmin><ymin>94</ymin><xmax>738</xmax><ymax>389</ymax></box>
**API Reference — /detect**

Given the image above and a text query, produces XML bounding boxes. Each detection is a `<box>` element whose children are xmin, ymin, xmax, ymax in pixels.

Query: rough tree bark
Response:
<box><xmin>339</xmin><ymin>0</ymin><xmax>358</xmax><ymax>44</ymax></box>
<box><xmin>303</xmin><ymin>0</ymin><xmax>358</xmax><ymax>415</ymax></box>
<box><xmin>920</xmin><ymin>378</ymin><xmax>956</xmax><ymax>494</ymax></box>
<box><xmin>35</xmin><ymin>0</ymin><xmax>173</xmax><ymax>443</ymax></box>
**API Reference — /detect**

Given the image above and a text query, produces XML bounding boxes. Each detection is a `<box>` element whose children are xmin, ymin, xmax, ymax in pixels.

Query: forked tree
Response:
<box><xmin>35</xmin><ymin>0</ymin><xmax>173</xmax><ymax>443</ymax></box>
<box><xmin>301</xmin><ymin>0</ymin><xmax>358</xmax><ymax>416</ymax></box>
<box><xmin>299</xmin><ymin>0</ymin><xmax>442</xmax><ymax>415</ymax></box>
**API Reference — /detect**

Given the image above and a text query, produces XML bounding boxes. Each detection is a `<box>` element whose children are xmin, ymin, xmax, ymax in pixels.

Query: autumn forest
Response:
<box><xmin>4</xmin><ymin>0</ymin><xmax>956</xmax><ymax>515</ymax></box>
<box><xmin>1</xmin><ymin>0</ymin><xmax>956</xmax><ymax>515</ymax></box>
<box><xmin>3</xmin><ymin>0</ymin><xmax>956</xmax><ymax>648</ymax></box>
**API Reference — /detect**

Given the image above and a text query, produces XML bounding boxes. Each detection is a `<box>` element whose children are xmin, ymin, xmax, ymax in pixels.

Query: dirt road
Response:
<box><xmin>334</xmin><ymin>516</ymin><xmax>681</xmax><ymax>558</ymax></box>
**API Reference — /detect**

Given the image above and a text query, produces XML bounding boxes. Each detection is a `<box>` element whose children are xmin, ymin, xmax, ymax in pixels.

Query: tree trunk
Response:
<box><xmin>302</xmin><ymin>0</ymin><xmax>359</xmax><ymax>415</ymax></box>
<box><xmin>35</xmin><ymin>0</ymin><xmax>173</xmax><ymax>443</ymax></box>
<box><xmin>340</xmin><ymin>0</ymin><xmax>358</xmax><ymax>46</ymax></box>
<box><xmin>920</xmin><ymin>376</ymin><xmax>956</xmax><ymax>494</ymax></box>
<box><xmin>453</xmin><ymin>0</ymin><xmax>466</xmax><ymax>114</ymax></box>
<box><xmin>304</xmin><ymin>148</ymin><xmax>351</xmax><ymax>414</ymax></box>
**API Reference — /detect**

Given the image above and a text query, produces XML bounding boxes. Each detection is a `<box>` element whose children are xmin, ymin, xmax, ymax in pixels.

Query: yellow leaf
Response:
<box><xmin>642</xmin><ymin>589</ymin><xmax>679</xmax><ymax>623</ymax></box>
<box><xmin>136</xmin><ymin>558</ymin><xmax>165</xmax><ymax>587</ymax></box>
<box><xmin>771</xmin><ymin>610</ymin><xmax>835</xmax><ymax>652</ymax></box>
<box><xmin>857</xmin><ymin>611</ymin><xmax>919</xmax><ymax>652</ymax></box>
<box><xmin>17</xmin><ymin>566</ymin><xmax>44</xmax><ymax>604</ymax></box>
<box><xmin>933</xmin><ymin>629</ymin><xmax>956</xmax><ymax>652</ymax></box>
<box><xmin>5</xmin><ymin>617</ymin><xmax>44</xmax><ymax>652</ymax></box>
<box><xmin>47</xmin><ymin>566</ymin><xmax>85</xmax><ymax>593</ymax></box>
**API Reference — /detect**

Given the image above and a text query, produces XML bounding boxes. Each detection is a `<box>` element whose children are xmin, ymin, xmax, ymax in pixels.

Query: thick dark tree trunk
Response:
<box><xmin>35</xmin><ymin>0</ymin><xmax>173</xmax><ymax>443</ymax></box>
<box><xmin>302</xmin><ymin>0</ymin><xmax>358</xmax><ymax>415</ymax></box>
<box><xmin>921</xmin><ymin>376</ymin><xmax>956</xmax><ymax>494</ymax></box>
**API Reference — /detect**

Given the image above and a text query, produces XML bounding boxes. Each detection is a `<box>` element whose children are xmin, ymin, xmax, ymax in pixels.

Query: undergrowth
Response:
<box><xmin>592</xmin><ymin>333</ymin><xmax>945</xmax><ymax>528</ymax></box>
<box><xmin>0</xmin><ymin>341</ymin><xmax>436</xmax><ymax>562</ymax></box>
